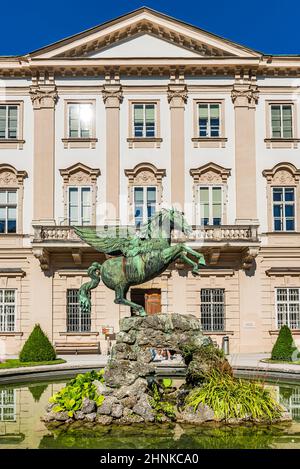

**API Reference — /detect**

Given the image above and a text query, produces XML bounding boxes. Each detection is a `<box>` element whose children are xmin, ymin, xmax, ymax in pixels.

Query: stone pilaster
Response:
<box><xmin>231</xmin><ymin>83</ymin><xmax>259</xmax><ymax>225</ymax></box>
<box><xmin>30</xmin><ymin>85</ymin><xmax>58</xmax><ymax>225</ymax></box>
<box><xmin>168</xmin><ymin>84</ymin><xmax>187</xmax><ymax>212</ymax></box>
<box><xmin>102</xmin><ymin>84</ymin><xmax>123</xmax><ymax>224</ymax></box>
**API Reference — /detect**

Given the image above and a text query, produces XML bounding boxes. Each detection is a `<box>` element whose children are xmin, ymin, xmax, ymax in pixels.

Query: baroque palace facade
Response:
<box><xmin>1</xmin><ymin>7</ymin><xmax>300</xmax><ymax>355</ymax></box>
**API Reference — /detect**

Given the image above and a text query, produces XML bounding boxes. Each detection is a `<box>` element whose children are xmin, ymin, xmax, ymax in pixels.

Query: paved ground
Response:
<box><xmin>1</xmin><ymin>353</ymin><xmax>300</xmax><ymax>382</ymax></box>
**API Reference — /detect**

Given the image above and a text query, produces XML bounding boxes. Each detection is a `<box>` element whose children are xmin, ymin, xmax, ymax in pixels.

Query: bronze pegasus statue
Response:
<box><xmin>74</xmin><ymin>208</ymin><xmax>205</xmax><ymax>316</ymax></box>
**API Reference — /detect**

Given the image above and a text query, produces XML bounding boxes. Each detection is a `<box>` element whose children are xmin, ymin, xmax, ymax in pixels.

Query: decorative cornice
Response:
<box><xmin>29</xmin><ymin>85</ymin><xmax>58</xmax><ymax>109</ymax></box>
<box><xmin>231</xmin><ymin>84</ymin><xmax>259</xmax><ymax>107</ymax></box>
<box><xmin>102</xmin><ymin>85</ymin><xmax>123</xmax><ymax>107</ymax></box>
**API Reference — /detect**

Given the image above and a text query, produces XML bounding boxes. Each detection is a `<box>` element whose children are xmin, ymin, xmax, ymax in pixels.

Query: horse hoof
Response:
<box><xmin>139</xmin><ymin>310</ymin><xmax>147</xmax><ymax>317</ymax></box>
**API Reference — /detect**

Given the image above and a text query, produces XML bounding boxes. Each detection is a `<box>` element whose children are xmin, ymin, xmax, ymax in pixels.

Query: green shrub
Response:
<box><xmin>49</xmin><ymin>370</ymin><xmax>105</xmax><ymax>417</ymax></box>
<box><xmin>271</xmin><ymin>325</ymin><xmax>300</xmax><ymax>361</ymax></box>
<box><xmin>185</xmin><ymin>370</ymin><xmax>283</xmax><ymax>421</ymax></box>
<box><xmin>19</xmin><ymin>324</ymin><xmax>56</xmax><ymax>363</ymax></box>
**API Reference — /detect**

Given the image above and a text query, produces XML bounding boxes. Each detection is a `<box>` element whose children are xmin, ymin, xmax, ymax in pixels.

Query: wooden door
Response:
<box><xmin>145</xmin><ymin>292</ymin><xmax>161</xmax><ymax>315</ymax></box>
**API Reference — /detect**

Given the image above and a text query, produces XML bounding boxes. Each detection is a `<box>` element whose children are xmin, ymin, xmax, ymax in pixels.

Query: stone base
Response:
<box><xmin>43</xmin><ymin>313</ymin><xmax>291</xmax><ymax>427</ymax></box>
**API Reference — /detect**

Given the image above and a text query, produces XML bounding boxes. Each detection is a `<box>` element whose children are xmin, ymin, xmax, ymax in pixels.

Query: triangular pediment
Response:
<box><xmin>29</xmin><ymin>8</ymin><xmax>261</xmax><ymax>59</ymax></box>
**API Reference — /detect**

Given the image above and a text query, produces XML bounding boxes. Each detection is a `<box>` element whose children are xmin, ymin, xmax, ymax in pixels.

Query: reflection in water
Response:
<box><xmin>0</xmin><ymin>379</ymin><xmax>299</xmax><ymax>449</ymax></box>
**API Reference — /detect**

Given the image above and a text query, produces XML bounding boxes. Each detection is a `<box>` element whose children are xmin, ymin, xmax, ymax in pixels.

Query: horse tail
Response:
<box><xmin>79</xmin><ymin>262</ymin><xmax>102</xmax><ymax>313</ymax></box>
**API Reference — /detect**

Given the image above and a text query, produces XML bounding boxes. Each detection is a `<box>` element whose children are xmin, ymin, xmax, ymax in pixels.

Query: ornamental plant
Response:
<box><xmin>19</xmin><ymin>324</ymin><xmax>56</xmax><ymax>362</ymax></box>
<box><xmin>185</xmin><ymin>370</ymin><xmax>283</xmax><ymax>422</ymax></box>
<box><xmin>49</xmin><ymin>370</ymin><xmax>105</xmax><ymax>417</ymax></box>
<box><xmin>271</xmin><ymin>325</ymin><xmax>300</xmax><ymax>362</ymax></box>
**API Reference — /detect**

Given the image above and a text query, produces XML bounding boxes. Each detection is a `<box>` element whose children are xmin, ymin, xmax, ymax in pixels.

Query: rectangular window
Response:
<box><xmin>273</xmin><ymin>187</ymin><xmax>295</xmax><ymax>231</ymax></box>
<box><xmin>0</xmin><ymin>289</ymin><xmax>16</xmax><ymax>332</ymax></box>
<box><xmin>0</xmin><ymin>190</ymin><xmax>17</xmax><ymax>234</ymax></box>
<box><xmin>67</xmin><ymin>289</ymin><xmax>91</xmax><ymax>332</ymax></box>
<box><xmin>201</xmin><ymin>289</ymin><xmax>225</xmax><ymax>332</ymax></box>
<box><xmin>198</xmin><ymin>103</ymin><xmax>220</xmax><ymax>137</ymax></box>
<box><xmin>133</xmin><ymin>104</ymin><xmax>156</xmax><ymax>138</ymax></box>
<box><xmin>134</xmin><ymin>186</ymin><xmax>156</xmax><ymax>227</ymax></box>
<box><xmin>199</xmin><ymin>186</ymin><xmax>222</xmax><ymax>226</ymax></box>
<box><xmin>68</xmin><ymin>187</ymin><xmax>91</xmax><ymax>225</ymax></box>
<box><xmin>0</xmin><ymin>389</ymin><xmax>16</xmax><ymax>422</ymax></box>
<box><xmin>68</xmin><ymin>103</ymin><xmax>93</xmax><ymax>138</ymax></box>
<box><xmin>271</xmin><ymin>104</ymin><xmax>293</xmax><ymax>138</ymax></box>
<box><xmin>0</xmin><ymin>105</ymin><xmax>18</xmax><ymax>139</ymax></box>
<box><xmin>276</xmin><ymin>288</ymin><xmax>300</xmax><ymax>330</ymax></box>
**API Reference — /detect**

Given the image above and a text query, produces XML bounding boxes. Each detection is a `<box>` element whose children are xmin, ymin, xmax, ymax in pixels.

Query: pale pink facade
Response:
<box><xmin>1</xmin><ymin>8</ymin><xmax>300</xmax><ymax>356</ymax></box>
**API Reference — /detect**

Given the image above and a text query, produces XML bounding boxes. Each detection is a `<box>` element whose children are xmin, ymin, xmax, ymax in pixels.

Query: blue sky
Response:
<box><xmin>1</xmin><ymin>0</ymin><xmax>299</xmax><ymax>56</ymax></box>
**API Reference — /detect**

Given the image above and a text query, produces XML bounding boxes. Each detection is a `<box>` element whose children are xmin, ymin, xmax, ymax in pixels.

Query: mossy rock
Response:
<box><xmin>19</xmin><ymin>324</ymin><xmax>56</xmax><ymax>362</ymax></box>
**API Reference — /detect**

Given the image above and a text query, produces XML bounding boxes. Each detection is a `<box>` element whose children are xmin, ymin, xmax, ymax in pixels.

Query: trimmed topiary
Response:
<box><xmin>19</xmin><ymin>324</ymin><xmax>56</xmax><ymax>363</ymax></box>
<box><xmin>271</xmin><ymin>325</ymin><xmax>300</xmax><ymax>361</ymax></box>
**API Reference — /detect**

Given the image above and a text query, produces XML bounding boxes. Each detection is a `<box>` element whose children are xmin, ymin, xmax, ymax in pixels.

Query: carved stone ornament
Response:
<box><xmin>29</xmin><ymin>85</ymin><xmax>58</xmax><ymax>109</ymax></box>
<box><xmin>59</xmin><ymin>163</ymin><xmax>100</xmax><ymax>185</ymax></box>
<box><xmin>231</xmin><ymin>85</ymin><xmax>259</xmax><ymax>106</ymax></box>
<box><xmin>167</xmin><ymin>84</ymin><xmax>188</xmax><ymax>105</ymax></box>
<box><xmin>102</xmin><ymin>86</ymin><xmax>123</xmax><ymax>105</ymax></box>
<box><xmin>0</xmin><ymin>164</ymin><xmax>27</xmax><ymax>186</ymax></box>
<box><xmin>190</xmin><ymin>163</ymin><xmax>231</xmax><ymax>184</ymax></box>
<box><xmin>33</xmin><ymin>248</ymin><xmax>50</xmax><ymax>271</ymax></box>
<box><xmin>125</xmin><ymin>163</ymin><xmax>166</xmax><ymax>185</ymax></box>
<box><xmin>241</xmin><ymin>247</ymin><xmax>259</xmax><ymax>271</ymax></box>
<box><xmin>263</xmin><ymin>163</ymin><xmax>300</xmax><ymax>185</ymax></box>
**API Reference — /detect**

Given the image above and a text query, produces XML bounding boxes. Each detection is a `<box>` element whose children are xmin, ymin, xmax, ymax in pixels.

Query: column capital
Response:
<box><xmin>29</xmin><ymin>85</ymin><xmax>58</xmax><ymax>110</ymax></box>
<box><xmin>231</xmin><ymin>84</ymin><xmax>259</xmax><ymax>108</ymax></box>
<box><xmin>102</xmin><ymin>84</ymin><xmax>123</xmax><ymax>108</ymax></box>
<box><xmin>167</xmin><ymin>84</ymin><xmax>188</xmax><ymax>108</ymax></box>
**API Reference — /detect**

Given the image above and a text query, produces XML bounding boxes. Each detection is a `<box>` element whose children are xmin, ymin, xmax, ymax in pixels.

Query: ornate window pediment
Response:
<box><xmin>59</xmin><ymin>163</ymin><xmax>100</xmax><ymax>185</ymax></box>
<box><xmin>263</xmin><ymin>163</ymin><xmax>300</xmax><ymax>185</ymax></box>
<box><xmin>190</xmin><ymin>162</ymin><xmax>231</xmax><ymax>184</ymax></box>
<box><xmin>125</xmin><ymin>163</ymin><xmax>166</xmax><ymax>185</ymax></box>
<box><xmin>0</xmin><ymin>164</ymin><xmax>27</xmax><ymax>187</ymax></box>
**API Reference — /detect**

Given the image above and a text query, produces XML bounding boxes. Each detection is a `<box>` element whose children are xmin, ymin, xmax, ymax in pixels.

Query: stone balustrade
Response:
<box><xmin>33</xmin><ymin>224</ymin><xmax>259</xmax><ymax>244</ymax></box>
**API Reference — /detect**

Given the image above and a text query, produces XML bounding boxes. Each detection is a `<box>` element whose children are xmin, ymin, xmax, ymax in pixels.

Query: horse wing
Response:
<box><xmin>73</xmin><ymin>226</ymin><xmax>135</xmax><ymax>255</ymax></box>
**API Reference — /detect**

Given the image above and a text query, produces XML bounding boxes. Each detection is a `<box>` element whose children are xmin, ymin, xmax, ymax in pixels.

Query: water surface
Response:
<box><xmin>0</xmin><ymin>378</ymin><xmax>300</xmax><ymax>449</ymax></box>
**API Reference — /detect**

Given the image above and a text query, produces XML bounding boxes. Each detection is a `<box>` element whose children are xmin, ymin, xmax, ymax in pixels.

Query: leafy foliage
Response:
<box><xmin>19</xmin><ymin>324</ymin><xmax>56</xmax><ymax>363</ymax></box>
<box><xmin>185</xmin><ymin>370</ymin><xmax>283</xmax><ymax>422</ymax></box>
<box><xmin>49</xmin><ymin>370</ymin><xmax>105</xmax><ymax>417</ymax></box>
<box><xmin>162</xmin><ymin>378</ymin><xmax>172</xmax><ymax>388</ymax></box>
<box><xmin>149</xmin><ymin>382</ymin><xmax>176</xmax><ymax>422</ymax></box>
<box><xmin>183</xmin><ymin>343</ymin><xmax>232</xmax><ymax>386</ymax></box>
<box><xmin>271</xmin><ymin>325</ymin><xmax>300</xmax><ymax>361</ymax></box>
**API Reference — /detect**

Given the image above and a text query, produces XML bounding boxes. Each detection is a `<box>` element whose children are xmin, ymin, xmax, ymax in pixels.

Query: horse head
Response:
<box><xmin>139</xmin><ymin>208</ymin><xmax>192</xmax><ymax>239</ymax></box>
